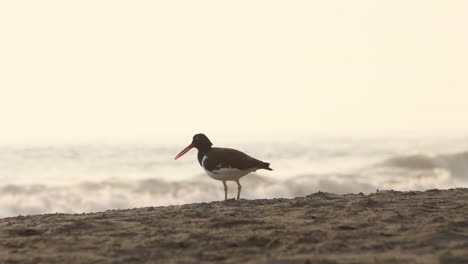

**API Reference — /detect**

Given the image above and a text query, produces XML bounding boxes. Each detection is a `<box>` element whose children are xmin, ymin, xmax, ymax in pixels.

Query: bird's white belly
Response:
<box><xmin>203</xmin><ymin>167</ymin><xmax>256</xmax><ymax>181</ymax></box>
<box><xmin>201</xmin><ymin>155</ymin><xmax>257</xmax><ymax>181</ymax></box>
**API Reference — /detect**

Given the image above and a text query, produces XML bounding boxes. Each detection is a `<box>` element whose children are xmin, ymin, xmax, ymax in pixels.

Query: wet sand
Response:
<box><xmin>1</xmin><ymin>189</ymin><xmax>468</xmax><ymax>263</ymax></box>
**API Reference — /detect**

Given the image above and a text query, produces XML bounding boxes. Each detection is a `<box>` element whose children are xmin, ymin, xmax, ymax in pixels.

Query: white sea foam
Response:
<box><xmin>0</xmin><ymin>135</ymin><xmax>467</xmax><ymax>218</ymax></box>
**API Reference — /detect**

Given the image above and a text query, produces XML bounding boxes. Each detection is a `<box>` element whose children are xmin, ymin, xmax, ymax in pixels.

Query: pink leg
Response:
<box><xmin>222</xmin><ymin>180</ymin><xmax>227</xmax><ymax>200</ymax></box>
<box><xmin>235</xmin><ymin>180</ymin><xmax>242</xmax><ymax>200</ymax></box>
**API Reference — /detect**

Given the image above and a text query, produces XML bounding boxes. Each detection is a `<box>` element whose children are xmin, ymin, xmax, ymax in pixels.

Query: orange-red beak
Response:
<box><xmin>174</xmin><ymin>144</ymin><xmax>193</xmax><ymax>160</ymax></box>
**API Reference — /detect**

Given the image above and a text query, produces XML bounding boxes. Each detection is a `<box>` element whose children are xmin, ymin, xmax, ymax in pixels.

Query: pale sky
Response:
<box><xmin>1</xmin><ymin>1</ymin><xmax>467</xmax><ymax>142</ymax></box>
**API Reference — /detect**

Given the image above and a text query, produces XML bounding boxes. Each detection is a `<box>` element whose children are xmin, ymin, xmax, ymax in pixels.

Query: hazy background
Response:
<box><xmin>0</xmin><ymin>1</ymin><xmax>467</xmax><ymax>217</ymax></box>
<box><xmin>1</xmin><ymin>0</ymin><xmax>467</xmax><ymax>143</ymax></box>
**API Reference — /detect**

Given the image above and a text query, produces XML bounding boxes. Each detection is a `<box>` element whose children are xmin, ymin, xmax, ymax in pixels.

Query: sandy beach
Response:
<box><xmin>1</xmin><ymin>189</ymin><xmax>468</xmax><ymax>263</ymax></box>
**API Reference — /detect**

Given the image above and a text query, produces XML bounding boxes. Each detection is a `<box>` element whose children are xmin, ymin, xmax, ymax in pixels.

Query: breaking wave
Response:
<box><xmin>0</xmin><ymin>174</ymin><xmax>374</xmax><ymax>217</ymax></box>
<box><xmin>378</xmin><ymin>151</ymin><xmax>468</xmax><ymax>179</ymax></box>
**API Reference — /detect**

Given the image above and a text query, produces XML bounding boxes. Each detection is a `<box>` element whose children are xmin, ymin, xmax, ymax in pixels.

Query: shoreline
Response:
<box><xmin>1</xmin><ymin>189</ymin><xmax>468</xmax><ymax>263</ymax></box>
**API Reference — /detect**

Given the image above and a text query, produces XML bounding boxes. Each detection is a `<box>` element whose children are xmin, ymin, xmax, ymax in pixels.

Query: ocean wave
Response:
<box><xmin>438</xmin><ymin>151</ymin><xmax>468</xmax><ymax>179</ymax></box>
<box><xmin>0</xmin><ymin>169</ymin><xmax>455</xmax><ymax>218</ymax></box>
<box><xmin>1</xmin><ymin>142</ymin><xmax>468</xmax><ymax>218</ymax></box>
<box><xmin>379</xmin><ymin>154</ymin><xmax>441</xmax><ymax>170</ymax></box>
<box><xmin>378</xmin><ymin>151</ymin><xmax>468</xmax><ymax>179</ymax></box>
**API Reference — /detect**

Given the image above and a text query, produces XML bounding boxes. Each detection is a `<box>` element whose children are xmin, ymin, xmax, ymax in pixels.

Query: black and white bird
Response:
<box><xmin>174</xmin><ymin>133</ymin><xmax>272</xmax><ymax>200</ymax></box>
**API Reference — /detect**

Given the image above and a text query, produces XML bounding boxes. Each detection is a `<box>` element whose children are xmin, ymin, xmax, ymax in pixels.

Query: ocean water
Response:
<box><xmin>0</xmin><ymin>134</ymin><xmax>467</xmax><ymax>218</ymax></box>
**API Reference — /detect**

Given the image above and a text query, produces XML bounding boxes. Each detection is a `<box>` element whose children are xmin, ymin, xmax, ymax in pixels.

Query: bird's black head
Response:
<box><xmin>174</xmin><ymin>133</ymin><xmax>213</xmax><ymax>160</ymax></box>
<box><xmin>191</xmin><ymin>133</ymin><xmax>213</xmax><ymax>150</ymax></box>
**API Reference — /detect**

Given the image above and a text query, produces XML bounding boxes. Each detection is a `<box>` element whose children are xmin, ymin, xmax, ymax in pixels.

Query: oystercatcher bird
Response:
<box><xmin>174</xmin><ymin>133</ymin><xmax>272</xmax><ymax>200</ymax></box>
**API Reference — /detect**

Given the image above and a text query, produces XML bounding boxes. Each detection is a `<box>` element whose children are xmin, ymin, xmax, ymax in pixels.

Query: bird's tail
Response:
<box><xmin>262</xmin><ymin>162</ymin><xmax>273</xmax><ymax>171</ymax></box>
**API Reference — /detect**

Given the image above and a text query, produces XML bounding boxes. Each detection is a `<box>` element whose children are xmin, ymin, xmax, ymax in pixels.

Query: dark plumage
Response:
<box><xmin>201</xmin><ymin>148</ymin><xmax>272</xmax><ymax>172</ymax></box>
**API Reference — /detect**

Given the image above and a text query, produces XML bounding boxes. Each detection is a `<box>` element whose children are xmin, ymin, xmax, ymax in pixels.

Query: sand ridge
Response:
<box><xmin>1</xmin><ymin>189</ymin><xmax>468</xmax><ymax>263</ymax></box>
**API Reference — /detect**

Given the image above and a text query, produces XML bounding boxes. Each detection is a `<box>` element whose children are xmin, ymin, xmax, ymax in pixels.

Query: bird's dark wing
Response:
<box><xmin>203</xmin><ymin>147</ymin><xmax>271</xmax><ymax>171</ymax></box>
